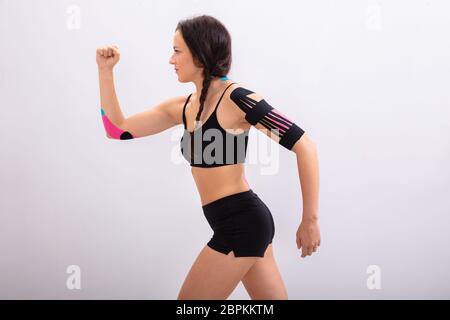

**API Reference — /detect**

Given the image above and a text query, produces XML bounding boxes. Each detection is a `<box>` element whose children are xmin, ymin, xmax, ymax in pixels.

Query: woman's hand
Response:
<box><xmin>96</xmin><ymin>45</ymin><xmax>121</xmax><ymax>70</ymax></box>
<box><xmin>296</xmin><ymin>218</ymin><xmax>321</xmax><ymax>258</ymax></box>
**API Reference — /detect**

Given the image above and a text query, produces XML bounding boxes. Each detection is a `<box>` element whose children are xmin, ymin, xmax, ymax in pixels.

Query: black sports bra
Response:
<box><xmin>180</xmin><ymin>82</ymin><xmax>250</xmax><ymax>167</ymax></box>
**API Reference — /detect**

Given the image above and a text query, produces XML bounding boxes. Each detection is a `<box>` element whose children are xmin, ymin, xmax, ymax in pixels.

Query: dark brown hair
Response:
<box><xmin>176</xmin><ymin>15</ymin><xmax>232</xmax><ymax>129</ymax></box>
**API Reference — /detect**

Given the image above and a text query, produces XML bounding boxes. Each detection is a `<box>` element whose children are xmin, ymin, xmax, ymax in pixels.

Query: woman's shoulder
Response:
<box><xmin>225</xmin><ymin>81</ymin><xmax>262</xmax><ymax>101</ymax></box>
<box><xmin>221</xmin><ymin>81</ymin><xmax>256</xmax><ymax>126</ymax></box>
<box><xmin>159</xmin><ymin>94</ymin><xmax>192</xmax><ymax>126</ymax></box>
<box><xmin>223</xmin><ymin>81</ymin><xmax>263</xmax><ymax>109</ymax></box>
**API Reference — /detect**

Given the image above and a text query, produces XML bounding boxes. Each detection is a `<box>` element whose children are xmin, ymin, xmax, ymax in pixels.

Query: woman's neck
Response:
<box><xmin>192</xmin><ymin>76</ymin><xmax>230</xmax><ymax>103</ymax></box>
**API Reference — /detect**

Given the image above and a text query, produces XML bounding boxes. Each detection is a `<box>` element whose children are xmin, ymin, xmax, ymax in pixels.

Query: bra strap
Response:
<box><xmin>182</xmin><ymin>94</ymin><xmax>192</xmax><ymax>129</ymax></box>
<box><xmin>214</xmin><ymin>82</ymin><xmax>236</xmax><ymax>112</ymax></box>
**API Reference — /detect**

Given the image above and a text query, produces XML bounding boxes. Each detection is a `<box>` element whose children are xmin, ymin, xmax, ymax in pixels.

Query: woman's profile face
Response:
<box><xmin>169</xmin><ymin>29</ymin><xmax>201</xmax><ymax>83</ymax></box>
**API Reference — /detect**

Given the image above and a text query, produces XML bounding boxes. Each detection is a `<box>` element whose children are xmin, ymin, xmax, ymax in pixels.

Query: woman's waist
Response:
<box><xmin>192</xmin><ymin>169</ymin><xmax>250</xmax><ymax>206</ymax></box>
<box><xmin>199</xmin><ymin>184</ymin><xmax>251</xmax><ymax>207</ymax></box>
<box><xmin>201</xmin><ymin>188</ymin><xmax>269</xmax><ymax>226</ymax></box>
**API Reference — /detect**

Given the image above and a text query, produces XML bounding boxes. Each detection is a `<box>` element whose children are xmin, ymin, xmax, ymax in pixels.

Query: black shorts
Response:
<box><xmin>202</xmin><ymin>189</ymin><xmax>275</xmax><ymax>258</ymax></box>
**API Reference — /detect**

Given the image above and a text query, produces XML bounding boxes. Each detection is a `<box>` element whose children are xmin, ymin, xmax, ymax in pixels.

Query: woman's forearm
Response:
<box><xmin>293</xmin><ymin>135</ymin><xmax>320</xmax><ymax>221</ymax></box>
<box><xmin>98</xmin><ymin>67</ymin><xmax>126</xmax><ymax>126</ymax></box>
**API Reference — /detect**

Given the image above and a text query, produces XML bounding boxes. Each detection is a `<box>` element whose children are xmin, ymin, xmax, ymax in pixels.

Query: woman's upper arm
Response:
<box><xmin>227</xmin><ymin>84</ymin><xmax>306</xmax><ymax>151</ymax></box>
<box><xmin>119</xmin><ymin>95</ymin><xmax>187</xmax><ymax>138</ymax></box>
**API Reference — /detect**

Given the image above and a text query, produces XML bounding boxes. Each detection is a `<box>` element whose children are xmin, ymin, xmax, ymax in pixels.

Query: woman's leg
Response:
<box><xmin>241</xmin><ymin>244</ymin><xmax>288</xmax><ymax>299</ymax></box>
<box><xmin>177</xmin><ymin>245</ymin><xmax>259</xmax><ymax>300</ymax></box>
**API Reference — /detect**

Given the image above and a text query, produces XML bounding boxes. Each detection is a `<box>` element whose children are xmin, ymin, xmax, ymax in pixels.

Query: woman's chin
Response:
<box><xmin>177</xmin><ymin>76</ymin><xmax>189</xmax><ymax>83</ymax></box>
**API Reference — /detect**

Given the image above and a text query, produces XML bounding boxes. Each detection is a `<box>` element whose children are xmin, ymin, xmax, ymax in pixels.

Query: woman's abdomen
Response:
<box><xmin>192</xmin><ymin>163</ymin><xmax>250</xmax><ymax>206</ymax></box>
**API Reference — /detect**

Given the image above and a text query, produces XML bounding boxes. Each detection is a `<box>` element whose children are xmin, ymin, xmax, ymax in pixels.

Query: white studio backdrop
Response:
<box><xmin>0</xmin><ymin>0</ymin><xmax>449</xmax><ymax>299</ymax></box>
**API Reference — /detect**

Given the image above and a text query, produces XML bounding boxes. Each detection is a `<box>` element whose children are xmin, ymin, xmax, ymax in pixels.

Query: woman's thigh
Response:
<box><xmin>241</xmin><ymin>244</ymin><xmax>288</xmax><ymax>300</ymax></box>
<box><xmin>177</xmin><ymin>245</ymin><xmax>259</xmax><ymax>300</ymax></box>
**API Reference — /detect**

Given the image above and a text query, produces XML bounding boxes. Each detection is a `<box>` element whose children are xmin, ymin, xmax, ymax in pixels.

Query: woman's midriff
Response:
<box><xmin>191</xmin><ymin>163</ymin><xmax>250</xmax><ymax>206</ymax></box>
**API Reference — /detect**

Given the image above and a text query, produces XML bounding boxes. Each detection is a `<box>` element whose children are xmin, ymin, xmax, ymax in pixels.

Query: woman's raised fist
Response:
<box><xmin>96</xmin><ymin>45</ymin><xmax>121</xmax><ymax>69</ymax></box>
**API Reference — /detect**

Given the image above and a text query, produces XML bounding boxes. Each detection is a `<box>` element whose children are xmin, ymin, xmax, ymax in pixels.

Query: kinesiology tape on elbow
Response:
<box><xmin>100</xmin><ymin>108</ymin><xmax>134</xmax><ymax>140</ymax></box>
<box><xmin>230</xmin><ymin>87</ymin><xmax>305</xmax><ymax>150</ymax></box>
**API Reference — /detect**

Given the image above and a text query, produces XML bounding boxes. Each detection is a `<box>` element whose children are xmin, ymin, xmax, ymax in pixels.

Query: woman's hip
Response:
<box><xmin>202</xmin><ymin>189</ymin><xmax>274</xmax><ymax>234</ymax></box>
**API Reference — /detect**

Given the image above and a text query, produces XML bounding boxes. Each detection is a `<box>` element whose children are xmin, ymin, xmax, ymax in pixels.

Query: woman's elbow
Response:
<box><xmin>292</xmin><ymin>132</ymin><xmax>316</xmax><ymax>153</ymax></box>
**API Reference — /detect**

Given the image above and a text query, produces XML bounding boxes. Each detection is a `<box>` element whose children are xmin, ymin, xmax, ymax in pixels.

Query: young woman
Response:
<box><xmin>96</xmin><ymin>15</ymin><xmax>320</xmax><ymax>300</ymax></box>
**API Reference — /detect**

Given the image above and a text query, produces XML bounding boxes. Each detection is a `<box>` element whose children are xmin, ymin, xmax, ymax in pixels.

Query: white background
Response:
<box><xmin>0</xmin><ymin>0</ymin><xmax>449</xmax><ymax>299</ymax></box>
